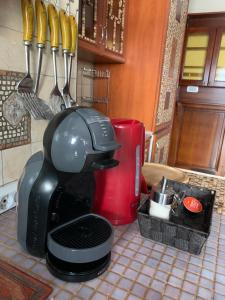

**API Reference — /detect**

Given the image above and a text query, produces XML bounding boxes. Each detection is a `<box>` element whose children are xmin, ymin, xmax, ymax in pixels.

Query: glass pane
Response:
<box><xmin>106</xmin><ymin>0</ymin><xmax>125</xmax><ymax>54</ymax></box>
<box><xmin>79</xmin><ymin>0</ymin><xmax>97</xmax><ymax>42</ymax></box>
<box><xmin>182</xmin><ymin>33</ymin><xmax>209</xmax><ymax>80</ymax></box>
<box><xmin>215</xmin><ymin>33</ymin><xmax>225</xmax><ymax>81</ymax></box>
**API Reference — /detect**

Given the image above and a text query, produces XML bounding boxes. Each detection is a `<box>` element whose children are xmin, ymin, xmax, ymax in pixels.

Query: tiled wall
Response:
<box><xmin>0</xmin><ymin>0</ymin><xmax>78</xmax><ymax>187</ymax></box>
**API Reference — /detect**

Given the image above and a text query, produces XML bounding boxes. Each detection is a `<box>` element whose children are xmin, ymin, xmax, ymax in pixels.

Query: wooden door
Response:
<box><xmin>174</xmin><ymin>104</ymin><xmax>225</xmax><ymax>173</ymax></box>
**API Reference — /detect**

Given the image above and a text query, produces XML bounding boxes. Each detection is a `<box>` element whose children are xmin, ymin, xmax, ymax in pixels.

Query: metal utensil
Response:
<box><xmin>68</xmin><ymin>15</ymin><xmax>78</xmax><ymax>106</ymax></box>
<box><xmin>60</xmin><ymin>9</ymin><xmax>72</xmax><ymax>108</ymax></box>
<box><xmin>17</xmin><ymin>0</ymin><xmax>53</xmax><ymax>120</ymax></box>
<box><xmin>48</xmin><ymin>4</ymin><xmax>64</xmax><ymax>114</ymax></box>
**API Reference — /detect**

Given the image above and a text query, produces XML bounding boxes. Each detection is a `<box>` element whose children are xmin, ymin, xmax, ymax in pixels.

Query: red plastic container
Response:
<box><xmin>93</xmin><ymin>119</ymin><xmax>145</xmax><ymax>225</ymax></box>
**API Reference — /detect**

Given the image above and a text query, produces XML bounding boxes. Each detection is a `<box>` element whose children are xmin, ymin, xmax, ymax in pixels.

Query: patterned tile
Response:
<box><xmin>0</xmin><ymin>70</ymin><xmax>31</xmax><ymax>150</ymax></box>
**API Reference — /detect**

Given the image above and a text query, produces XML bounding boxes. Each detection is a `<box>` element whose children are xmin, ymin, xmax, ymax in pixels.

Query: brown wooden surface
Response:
<box><xmin>94</xmin><ymin>0</ymin><xmax>170</xmax><ymax>131</ymax></box>
<box><xmin>178</xmin><ymin>86</ymin><xmax>225</xmax><ymax>106</ymax></box>
<box><xmin>188</xmin><ymin>13</ymin><xmax>225</xmax><ymax>28</ymax></box>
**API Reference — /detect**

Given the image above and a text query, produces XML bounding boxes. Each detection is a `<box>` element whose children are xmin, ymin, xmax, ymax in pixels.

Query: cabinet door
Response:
<box><xmin>175</xmin><ymin>104</ymin><xmax>225</xmax><ymax>174</ymax></box>
<box><xmin>78</xmin><ymin>0</ymin><xmax>99</xmax><ymax>44</ymax></box>
<box><xmin>180</xmin><ymin>28</ymin><xmax>216</xmax><ymax>86</ymax></box>
<box><xmin>104</xmin><ymin>0</ymin><xmax>126</xmax><ymax>55</ymax></box>
<box><xmin>209</xmin><ymin>27</ymin><xmax>225</xmax><ymax>87</ymax></box>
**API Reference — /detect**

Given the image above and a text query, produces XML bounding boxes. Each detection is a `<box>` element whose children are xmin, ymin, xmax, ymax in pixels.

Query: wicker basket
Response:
<box><xmin>137</xmin><ymin>180</ymin><xmax>215</xmax><ymax>255</ymax></box>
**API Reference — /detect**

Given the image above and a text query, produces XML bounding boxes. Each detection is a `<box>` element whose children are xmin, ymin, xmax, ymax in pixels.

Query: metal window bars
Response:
<box><xmin>79</xmin><ymin>67</ymin><xmax>110</xmax><ymax>115</ymax></box>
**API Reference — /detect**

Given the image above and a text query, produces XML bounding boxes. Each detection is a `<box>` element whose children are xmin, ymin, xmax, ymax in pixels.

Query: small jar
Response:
<box><xmin>149</xmin><ymin>188</ymin><xmax>174</xmax><ymax>220</ymax></box>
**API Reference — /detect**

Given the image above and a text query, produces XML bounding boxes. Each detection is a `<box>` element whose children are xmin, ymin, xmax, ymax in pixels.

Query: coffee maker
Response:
<box><xmin>17</xmin><ymin>107</ymin><xmax>120</xmax><ymax>282</ymax></box>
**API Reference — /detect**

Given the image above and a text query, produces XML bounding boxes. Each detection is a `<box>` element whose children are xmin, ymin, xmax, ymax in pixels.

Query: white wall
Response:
<box><xmin>188</xmin><ymin>0</ymin><xmax>225</xmax><ymax>13</ymax></box>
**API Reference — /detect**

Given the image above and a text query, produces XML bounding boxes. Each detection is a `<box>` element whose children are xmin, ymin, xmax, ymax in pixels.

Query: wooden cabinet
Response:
<box><xmin>78</xmin><ymin>0</ymin><xmax>126</xmax><ymax>63</ymax></box>
<box><xmin>169</xmin><ymin>14</ymin><xmax>225</xmax><ymax>175</ymax></box>
<box><xmin>180</xmin><ymin>14</ymin><xmax>225</xmax><ymax>87</ymax></box>
<box><xmin>169</xmin><ymin>86</ymin><xmax>225</xmax><ymax>175</ymax></box>
<box><xmin>93</xmin><ymin>0</ymin><xmax>189</xmax><ymax>164</ymax></box>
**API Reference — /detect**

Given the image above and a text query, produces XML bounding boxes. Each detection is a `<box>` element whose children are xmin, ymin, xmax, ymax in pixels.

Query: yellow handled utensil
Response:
<box><xmin>48</xmin><ymin>4</ymin><xmax>64</xmax><ymax>114</ymax></box>
<box><xmin>18</xmin><ymin>0</ymin><xmax>53</xmax><ymax>120</ymax></box>
<box><xmin>59</xmin><ymin>9</ymin><xmax>71</xmax><ymax>52</ymax></box>
<box><xmin>48</xmin><ymin>4</ymin><xmax>59</xmax><ymax>49</ymax></box>
<box><xmin>34</xmin><ymin>0</ymin><xmax>47</xmax><ymax>94</ymax></box>
<box><xmin>69</xmin><ymin>15</ymin><xmax>78</xmax><ymax>55</ymax></box>
<box><xmin>21</xmin><ymin>0</ymin><xmax>33</xmax><ymax>44</ymax></box>
<box><xmin>68</xmin><ymin>15</ymin><xmax>78</xmax><ymax>106</ymax></box>
<box><xmin>60</xmin><ymin>9</ymin><xmax>72</xmax><ymax>108</ymax></box>
<box><xmin>35</xmin><ymin>0</ymin><xmax>47</xmax><ymax>45</ymax></box>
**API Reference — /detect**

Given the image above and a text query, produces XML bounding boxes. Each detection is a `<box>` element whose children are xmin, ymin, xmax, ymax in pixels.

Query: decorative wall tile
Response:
<box><xmin>156</xmin><ymin>0</ymin><xmax>189</xmax><ymax>127</ymax></box>
<box><xmin>0</xmin><ymin>70</ymin><xmax>31</xmax><ymax>150</ymax></box>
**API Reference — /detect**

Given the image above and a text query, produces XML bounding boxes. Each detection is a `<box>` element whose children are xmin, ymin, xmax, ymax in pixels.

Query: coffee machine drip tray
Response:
<box><xmin>46</xmin><ymin>214</ymin><xmax>113</xmax><ymax>282</ymax></box>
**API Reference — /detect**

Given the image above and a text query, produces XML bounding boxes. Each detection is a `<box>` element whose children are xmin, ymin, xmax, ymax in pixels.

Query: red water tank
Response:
<box><xmin>93</xmin><ymin>119</ymin><xmax>145</xmax><ymax>225</ymax></box>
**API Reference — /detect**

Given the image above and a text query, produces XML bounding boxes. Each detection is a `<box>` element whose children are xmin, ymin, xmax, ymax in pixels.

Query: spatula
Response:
<box><xmin>17</xmin><ymin>0</ymin><xmax>53</xmax><ymax>120</ymax></box>
<box><xmin>48</xmin><ymin>4</ymin><xmax>64</xmax><ymax>114</ymax></box>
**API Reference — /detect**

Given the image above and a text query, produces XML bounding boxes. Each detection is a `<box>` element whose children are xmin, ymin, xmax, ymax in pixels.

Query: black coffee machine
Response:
<box><xmin>17</xmin><ymin>107</ymin><xmax>120</xmax><ymax>282</ymax></box>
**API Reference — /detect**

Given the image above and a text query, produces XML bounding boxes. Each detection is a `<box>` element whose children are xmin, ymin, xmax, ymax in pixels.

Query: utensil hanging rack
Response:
<box><xmin>79</xmin><ymin>67</ymin><xmax>110</xmax><ymax>114</ymax></box>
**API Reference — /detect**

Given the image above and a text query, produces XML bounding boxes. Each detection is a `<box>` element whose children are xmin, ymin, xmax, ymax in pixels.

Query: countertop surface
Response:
<box><xmin>0</xmin><ymin>208</ymin><xmax>224</xmax><ymax>300</ymax></box>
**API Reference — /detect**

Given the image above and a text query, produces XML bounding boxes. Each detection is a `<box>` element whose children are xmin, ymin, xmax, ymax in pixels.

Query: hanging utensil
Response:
<box><xmin>17</xmin><ymin>0</ymin><xmax>53</xmax><ymax>120</ymax></box>
<box><xmin>60</xmin><ymin>9</ymin><xmax>72</xmax><ymax>108</ymax></box>
<box><xmin>68</xmin><ymin>14</ymin><xmax>78</xmax><ymax>106</ymax></box>
<box><xmin>48</xmin><ymin>3</ymin><xmax>64</xmax><ymax>114</ymax></box>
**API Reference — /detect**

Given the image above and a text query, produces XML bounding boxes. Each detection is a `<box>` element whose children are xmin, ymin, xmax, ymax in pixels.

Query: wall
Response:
<box><xmin>188</xmin><ymin>0</ymin><xmax>225</xmax><ymax>13</ymax></box>
<box><xmin>0</xmin><ymin>0</ymin><xmax>78</xmax><ymax>188</ymax></box>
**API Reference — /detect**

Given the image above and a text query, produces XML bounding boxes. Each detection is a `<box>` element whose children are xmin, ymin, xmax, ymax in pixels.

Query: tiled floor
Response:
<box><xmin>0</xmin><ymin>208</ymin><xmax>225</xmax><ymax>300</ymax></box>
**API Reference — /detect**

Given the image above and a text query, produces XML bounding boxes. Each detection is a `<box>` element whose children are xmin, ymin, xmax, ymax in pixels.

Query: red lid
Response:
<box><xmin>183</xmin><ymin>197</ymin><xmax>203</xmax><ymax>213</ymax></box>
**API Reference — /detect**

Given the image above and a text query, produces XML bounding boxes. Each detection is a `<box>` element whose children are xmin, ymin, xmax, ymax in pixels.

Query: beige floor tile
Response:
<box><xmin>2</xmin><ymin>144</ymin><xmax>31</xmax><ymax>184</ymax></box>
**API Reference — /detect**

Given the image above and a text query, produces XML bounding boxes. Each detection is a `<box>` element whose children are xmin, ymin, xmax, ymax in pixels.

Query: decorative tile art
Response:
<box><xmin>0</xmin><ymin>70</ymin><xmax>31</xmax><ymax>150</ymax></box>
<box><xmin>156</xmin><ymin>0</ymin><xmax>189</xmax><ymax>127</ymax></box>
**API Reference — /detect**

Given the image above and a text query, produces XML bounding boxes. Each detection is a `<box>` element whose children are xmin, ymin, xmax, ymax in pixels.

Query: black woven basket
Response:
<box><xmin>137</xmin><ymin>180</ymin><xmax>215</xmax><ymax>255</ymax></box>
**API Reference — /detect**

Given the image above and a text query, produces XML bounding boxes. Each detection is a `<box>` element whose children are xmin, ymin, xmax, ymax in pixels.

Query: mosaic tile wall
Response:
<box><xmin>156</xmin><ymin>0</ymin><xmax>189</xmax><ymax>127</ymax></box>
<box><xmin>0</xmin><ymin>70</ymin><xmax>31</xmax><ymax>150</ymax></box>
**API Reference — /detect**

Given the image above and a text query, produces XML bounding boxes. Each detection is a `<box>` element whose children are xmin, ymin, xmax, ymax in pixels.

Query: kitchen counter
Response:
<box><xmin>0</xmin><ymin>206</ymin><xmax>224</xmax><ymax>300</ymax></box>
